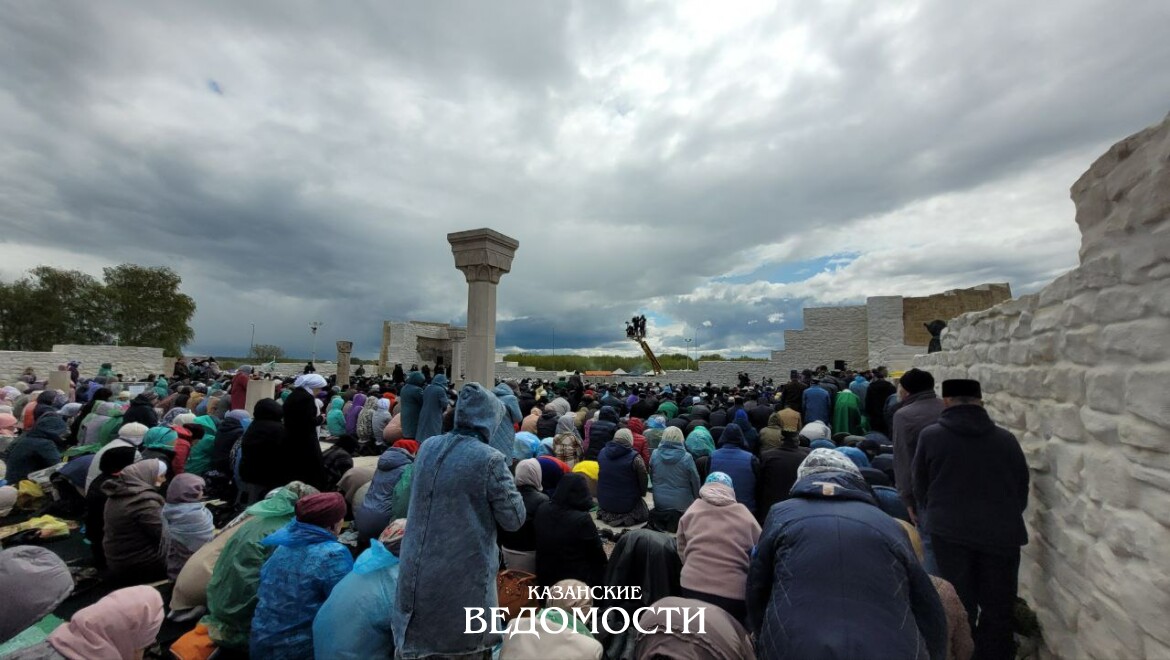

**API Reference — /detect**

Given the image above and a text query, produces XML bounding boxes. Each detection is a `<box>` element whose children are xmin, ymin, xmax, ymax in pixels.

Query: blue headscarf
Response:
<box><xmin>810</xmin><ymin>438</ymin><xmax>836</xmax><ymax>451</ymax></box>
<box><xmin>705</xmin><ymin>471</ymin><xmax>734</xmax><ymax>488</ymax></box>
<box><xmin>836</xmin><ymin>446</ymin><xmax>871</xmax><ymax>469</ymax></box>
<box><xmin>512</xmin><ymin>432</ymin><xmax>541</xmax><ymax>461</ymax></box>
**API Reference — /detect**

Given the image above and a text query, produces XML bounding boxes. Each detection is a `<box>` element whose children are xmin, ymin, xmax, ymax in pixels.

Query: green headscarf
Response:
<box><xmin>685</xmin><ymin>426</ymin><xmax>716</xmax><ymax>458</ymax></box>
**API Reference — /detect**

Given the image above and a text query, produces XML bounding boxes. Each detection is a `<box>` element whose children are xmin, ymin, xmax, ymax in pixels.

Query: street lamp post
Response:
<box><xmin>249</xmin><ymin>323</ymin><xmax>255</xmax><ymax>359</ymax></box>
<box><xmin>685</xmin><ymin>337</ymin><xmax>693</xmax><ymax>370</ymax></box>
<box><xmin>309</xmin><ymin>321</ymin><xmax>324</xmax><ymax>363</ymax></box>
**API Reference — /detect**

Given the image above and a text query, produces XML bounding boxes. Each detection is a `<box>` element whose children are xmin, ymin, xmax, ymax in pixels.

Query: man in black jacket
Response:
<box><xmin>755</xmin><ymin>434</ymin><xmax>809</xmax><ymax>524</ymax></box>
<box><xmin>913</xmin><ymin>379</ymin><xmax>1029</xmax><ymax>660</ymax></box>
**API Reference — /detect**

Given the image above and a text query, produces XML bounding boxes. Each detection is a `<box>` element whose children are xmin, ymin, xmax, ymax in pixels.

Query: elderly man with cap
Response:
<box><xmin>251</xmin><ymin>491</ymin><xmax>353</xmax><ymax>659</ymax></box>
<box><xmin>892</xmin><ymin>368</ymin><xmax>945</xmax><ymax>516</ymax></box>
<box><xmin>747</xmin><ymin>448</ymin><xmax>946</xmax><ymax>660</ymax></box>
<box><xmin>913</xmin><ymin>379</ymin><xmax>1029</xmax><ymax>660</ymax></box>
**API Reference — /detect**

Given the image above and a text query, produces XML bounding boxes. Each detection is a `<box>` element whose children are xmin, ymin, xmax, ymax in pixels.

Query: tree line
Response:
<box><xmin>0</xmin><ymin>265</ymin><xmax>196</xmax><ymax>356</ymax></box>
<box><xmin>502</xmin><ymin>352</ymin><xmax>765</xmax><ymax>373</ymax></box>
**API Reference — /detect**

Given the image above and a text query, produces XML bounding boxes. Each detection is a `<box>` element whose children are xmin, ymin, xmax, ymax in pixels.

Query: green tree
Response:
<box><xmin>0</xmin><ymin>267</ymin><xmax>111</xmax><ymax>351</ymax></box>
<box><xmin>249</xmin><ymin>344</ymin><xmax>286</xmax><ymax>361</ymax></box>
<box><xmin>103</xmin><ymin>265</ymin><xmax>195</xmax><ymax>356</ymax></box>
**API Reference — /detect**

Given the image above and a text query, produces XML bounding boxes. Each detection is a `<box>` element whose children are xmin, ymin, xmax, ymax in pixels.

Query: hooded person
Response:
<box><xmin>199</xmin><ymin>483</ymin><xmax>320</xmax><ymax>650</ymax></box>
<box><xmin>372</xmin><ymin>397</ymin><xmax>393</xmax><ymax>445</ymax></box>
<box><xmin>635</xmin><ymin>596</ymin><xmax>754</xmax><ymax>660</ymax></box>
<box><xmin>534</xmin><ymin>472</ymin><xmax>607</xmax><ymax>588</ymax></box>
<box><xmin>676</xmin><ymin>472</ymin><xmax>761</xmax><ymax>623</ymax></box>
<box><xmin>181</xmin><ymin>414</ymin><xmax>219</xmax><ymax>476</ymax></box>
<box><xmin>498</xmin><ymin>458</ymin><xmax>549</xmax><ymax>573</ymax></box>
<box><xmin>3</xmin><ymin>413</ymin><xmax>65</xmax><ymax>484</ymax></box>
<box><xmin>397</xmin><ymin>370</ymin><xmax>426</xmax><ymax>441</ymax></box>
<box><xmin>832</xmin><ymin>387</ymin><xmax>866</xmax><ymax>437</ymax></box>
<box><xmin>355</xmin><ymin>394</ymin><xmax>379</xmax><ymax>447</ymax></box>
<box><xmin>251</xmin><ymin>492</ymin><xmax>353</xmax><ymax>659</ymax></box>
<box><xmin>139</xmin><ymin>426</ymin><xmax>181</xmax><ymax>478</ymax></box>
<box><xmin>731</xmin><ymin>409</ymin><xmax>760</xmax><ymax>453</ymax></box>
<box><xmin>122</xmin><ymin>393</ymin><xmax>159</xmax><ymax>429</ymax></box>
<box><xmin>584</xmin><ymin>405</ymin><xmax>619</xmax><ymax>460</ymax></box>
<box><xmin>238</xmin><ymin>398</ymin><xmax>293</xmax><ymax>502</ymax></box>
<box><xmin>84</xmin><ymin>447</ymin><xmax>138</xmax><ymax>571</ymax></box>
<box><xmin>415</xmin><ymin>372</ymin><xmax>449</xmax><ymax>443</ymax></box>
<box><xmin>643</xmin><ymin>415</ymin><xmax>666</xmax><ymax>450</ymax></box>
<box><xmin>325</xmin><ymin>397</ymin><xmax>347</xmax><ymax>437</ymax></box>
<box><xmin>756</xmin><ymin>422</ymin><xmax>812</xmax><ymax>524</ymax></box>
<box><xmin>320</xmin><ymin>434</ymin><xmax>357</xmax><ymax>491</ymax></box>
<box><xmin>211</xmin><ymin>410</ymin><xmax>249</xmax><ymax>477</ymax></box>
<box><xmin>500</xmin><ymin>578</ymin><xmax>604</xmax><ymax>660</ymax></box>
<box><xmin>84</xmin><ymin>421</ymin><xmax>148</xmax><ymax>493</ymax></box>
<box><xmin>102</xmin><ymin>459</ymin><xmax>169</xmax><ymax>584</ymax></box>
<box><xmin>0</xmin><ymin>547</ymin><xmax>74</xmax><ymax>644</ymax></box>
<box><xmin>536</xmin><ymin>403</ymin><xmax>560</xmax><ymax>441</ymax></box>
<box><xmin>313</xmin><ymin>520</ymin><xmax>408</xmax><ymax>660</ymax></box>
<box><xmin>747</xmin><ymin>449</ymin><xmax>947</xmax><ymax>660</ymax></box>
<box><xmin>0</xmin><ymin>486</ymin><xmax>17</xmax><ymax>518</ymax></box>
<box><xmin>596</xmin><ymin>428</ymin><xmax>650</xmax><ymax>527</ymax></box>
<box><xmin>759</xmin><ymin>410</ymin><xmax>790</xmax><ymax>452</ymax></box>
<box><xmin>649</xmin><ymin>426</ymin><xmax>700</xmax><ymax>522</ymax></box>
<box><xmin>797</xmin><ymin>420</ymin><xmax>832</xmax><ymax>447</ymax></box>
<box><xmin>353</xmin><ymin>444</ymin><xmax>415</xmax><ymax>547</ymax></box>
<box><xmin>490</xmin><ymin>382</ymin><xmax>524</xmax><ymax>458</ymax></box>
<box><xmin>708</xmin><ymin>424</ymin><xmax>760</xmax><ymax>515</ymax></box>
<box><xmin>8</xmin><ymin>586</ymin><xmax>164</xmax><ymax>660</ymax></box>
<box><xmin>283</xmin><ymin>374</ymin><xmax>328</xmax><ymax>490</ymax></box>
<box><xmin>512</xmin><ymin>431</ymin><xmax>541</xmax><ymax>462</ymax></box>
<box><xmin>163</xmin><ymin>473</ymin><xmax>214</xmax><ymax>580</ymax></box>
<box><xmin>393</xmin><ymin>383</ymin><xmax>526</xmax><ymax>659</ymax></box>
<box><xmin>553</xmin><ymin>411</ymin><xmax>583</xmax><ymax>465</ymax></box>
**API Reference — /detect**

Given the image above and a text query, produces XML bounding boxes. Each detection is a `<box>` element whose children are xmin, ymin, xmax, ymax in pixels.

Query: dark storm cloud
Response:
<box><xmin>1</xmin><ymin>0</ymin><xmax>1168</xmax><ymax>358</ymax></box>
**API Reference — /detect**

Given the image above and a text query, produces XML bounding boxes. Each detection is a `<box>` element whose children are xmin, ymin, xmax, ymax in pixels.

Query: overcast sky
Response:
<box><xmin>2</xmin><ymin>1</ymin><xmax>1168</xmax><ymax>359</ymax></box>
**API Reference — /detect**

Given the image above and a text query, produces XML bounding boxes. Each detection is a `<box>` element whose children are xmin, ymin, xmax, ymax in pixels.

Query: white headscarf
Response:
<box><xmin>295</xmin><ymin>374</ymin><xmax>328</xmax><ymax>392</ymax></box>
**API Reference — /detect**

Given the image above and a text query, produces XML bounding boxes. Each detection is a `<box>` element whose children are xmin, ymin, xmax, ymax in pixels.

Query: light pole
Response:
<box><xmin>249</xmin><ymin>323</ymin><xmax>255</xmax><ymax>359</ymax></box>
<box><xmin>684</xmin><ymin>337</ymin><xmax>693</xmax><ymax>370</ymax></box>
<box><xmin>309</xmin><ymin>321</ymin><xmax>324</xmax><ymax>363</ymax></box>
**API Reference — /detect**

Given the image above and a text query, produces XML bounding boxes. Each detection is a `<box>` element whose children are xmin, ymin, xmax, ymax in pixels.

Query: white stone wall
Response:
<box><xmin>913</xmin><ymin>113</ymin><xmax>1170</xmax><ymax>659</ymax></box>
<box><xmin>0</xmin><ymin>345</ymin><xmax>165</xmax><ymax>383</ymax></box>
<box><xmin>770</xmin><ymin>305</ymin><xmax>870</xmax><ymax>373</ymax></box>
<box><xmin>867</xmin><ymin>296</ymin><xmax>926</xmax><ymax>372</ymax></box>
<box><xmin>386</xmin><ymin>321</ymin><xmax>466</xmax><ymax>379</ymax></box>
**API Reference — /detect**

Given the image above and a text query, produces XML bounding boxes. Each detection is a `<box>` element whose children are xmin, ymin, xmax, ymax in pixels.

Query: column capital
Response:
<box><xmin>336</xmin><ymin>340</ymin><xmax>353</xmax><ymax>353</ymax></box>
<box><xmin>448</xmin><ymin>228</ymin><xmax>520</xmax><ymax>284</ymax></box>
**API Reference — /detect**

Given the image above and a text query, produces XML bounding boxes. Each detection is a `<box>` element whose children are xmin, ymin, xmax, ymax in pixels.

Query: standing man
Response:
<box><xmin>865</xmin><ymin>366</ymin><xmax>897</xmax><ymax>436</ymax></box>
<box><xmin>913</xmin><ymin>379</ymin><xmax>1029</xmax><ymax>660</ymax></box>
<box><xmin>230</xmin><ymin>365</ymin><xmax>252</xmax><ymax>411</ymax></box>
<box><xmin>891</xmin><ymin>368</ymin><xmax>943</xmax><ymax>515</ymax></box>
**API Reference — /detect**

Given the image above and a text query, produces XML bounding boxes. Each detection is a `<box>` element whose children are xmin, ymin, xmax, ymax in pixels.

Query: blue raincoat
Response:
<box><xmin>326</xmin><ymin>398</ymin><xmax>347</xmax><ymax>437</ymax></box>
<box><xmin>398</xmin><ymin>371</ymin><xmax>426</xmax><ymax>439</ymax></box>
<box><xmin>415</xmin><ymin>373</ymin><xmax>449</xmax><ymax>443</ymax></box>
<box><xmin>393</xmin><ymin>383</ymin><xmax>525</xmax><ymax>659</ymax></box>
<box><xmin>490</xmin><ymin>383</ymin><xmax>523</xmax><ymax>458</ymax></box>
<box><xmin>313</xmin><ymin>541</ymin><xmax>401</xmax><ymax>659</ymax></box>
<box><xmin>250</xmin><ymin>521</ymin><xmax>353</xmax><ymax>659</ymax></box>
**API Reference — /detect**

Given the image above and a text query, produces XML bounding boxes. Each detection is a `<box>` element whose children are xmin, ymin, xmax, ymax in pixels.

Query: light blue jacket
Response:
<box><xmin>649</xmin><ymin>441</ymin><xmax>700</xmax><ymax>512</ymax></box>
<box><xmin>313</xmin><ymin>541</ymin><xmax>401</xmax><ymax>659</ymax></box>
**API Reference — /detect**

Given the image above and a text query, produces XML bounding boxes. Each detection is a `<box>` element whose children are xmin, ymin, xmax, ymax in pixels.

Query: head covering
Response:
<box><xmin>0</xmin><ymin>413</ymin><xmax>16</xmax><ymax>435</ymax></box>
<box><xmin>513</xmin><ymin>432</ymin><xmax>541</xmax><ymax>461</ymax></box>
<box><xmin>142</xmin><ymin>426</ymin><xmax>177</xmax><ymax>452</ymax></box>
<box><xmin>555</xmin><ymin>412</ymin><xmax>578</xmax><ymax>436</ymax></box>
<box><xmin>379</xmin><ymin>519</ymin><xmax>407</xmax><ymax>556</ymax></box>
<box><xmin>295</xmin><ymin>373</ymin><xmax>328</xmax><ymax>391</ymax></box>
<box><xmin>377</xmin><ymin>398</ymin><xmax>390</xmax><ymax>411</ymax></box>
<box><xmin>659</xmin><ymin>425</ymin><xmax>683</xmax><ymax>447</ymax></box>
<box><xmin>898</xmin><ymin>368</ymin><xmax>935</xmax><ymax>395</ymax></box>
<box><xmin>835</xmin><ymin>446</ymin><xmax>871</xmax><ymax>469</ymax></box>
<box><xmin>392</xmin><ymin>439</ymin><xmax>419</xmax><ymax>455</ymax></box>
<box><xmin>810</xmin><ymin>438</ymin><xmax>836</xmax><ymax>451</ymax></box>
<box><xmin>118</xmin><ymin>422</ymin><xmax>150</xmax><ymax>444</ymax></box>
<box><xmin>646</xmin><ymin>415</ymin><xmax>666</xmax><ymax>430</ymax></box>
<box><xmin>172</xmin><ymin>412</ymin><xmax>197</xmax><ymax>427</ymax></box>
<box><xmin>226</xmin><ymin>409</ymin><xmax>251</xmax><ymax>423</ymax></box>
<box><xmin>166</xmin><ymin>473</ymin><xmax>205</xmax><ymax>503</ymax></box>
<box><xmin>571</xmin><ymin>460</ymin><xmax>599</xmax><ymax>482</ymax></box>
<box><xmin>0</xmin><ymin>546</ymin><xmax>74</xmax><ymax>643</ymax></box>
<box><xmin>612</xmin><ymin>428</ymin><xmax>634</xmax><ymax>447</ymax></box>
<box><xmin>798</xmin><ymin>421</ymin><xmax>832</xmax><ymax>442</ymax></box>
<box><xmin>705</xmin><ymin>471</ymin><xmax>734</xmax><ymax>488</ymax></box>
<box><xmin>295</xmin><ymin>492</ymin><xmax>347</xmax><ymax>529</ymax></box>
<box><xmin>514</xmin><ymin>458</ymin><xmax>543</xmax><ymax>490</ymax></box>
<box><xmin>684</xmin><ymin>427</ymin><xmax>716</xmax><ymax>458</ymax></box>
<box><xmin>548</xmin><ymin>578</ymin><xmax>592</xmax><ymax>612</ymax></box>
<box><xmin>99</xmin><ymin>446</ymin><xmax>139</xmax><ymax>475</ymax></box>
<box><xmin>0</xmin><ymin>486</ymin><xmax>17</xmax><ymax>517</ymax></box>
<box><xmin>942</xmin><ymin>379</ymin><xmax>982</xmax><ymax>399</ymax></box>
<box><xmin>58</xmin><ymin>402</ymin><xmax>84</xmax><ymax>419</ymax></box>
<box><xmin>119</xmin><ymin>460</ymin><xmax>164</xmax><ymax>490</ymax></box>
<box><xmin>798</xmin><ymin>448</ymin><xmax>863</xmax><ymax>479</ymax></box>
<box><xmin>48</xmin><ymin>585</ymin><xmax>164</xmax><ymax>659</ymax></box>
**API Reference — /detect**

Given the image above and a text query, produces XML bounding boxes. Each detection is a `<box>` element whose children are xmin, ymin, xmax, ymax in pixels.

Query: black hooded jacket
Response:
<box><xmin>240</xmin><ymin>399</ymin><xmax>295</xmax><ymax>491</ymax></box>
<box><xmin>534</xmin><ymin>473</ymin><xmax>607</xmax><ymax>587</ymax></box>
<box><xmin>123</xmin><ymin>395</ymin><xmax>159</xmax><ymax>428</ymax></box>
<box><xmin>584</xmin><ymin>406</ymin><xmax>619</xmax><ymax>461</ymax></box>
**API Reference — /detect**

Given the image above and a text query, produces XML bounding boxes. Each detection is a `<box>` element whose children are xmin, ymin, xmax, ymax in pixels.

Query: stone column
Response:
<box><xmin>448</xmin><ymin>229</ymin><xmax>519</xmax><ymax>388</ymax></box>
<box><xmin>447</xmin><ymin>327</ymin><xmax>467</xmax><ymax>387</ymax></box>
<box><xmin>378</xmin><ymin>321</ymin><xmax>391</xmax><ymax>375</ymax></box>
<box><xmin>336</xmin><ymin>341</ymin><xmax>353</xmax><ymax>387</ymax></box>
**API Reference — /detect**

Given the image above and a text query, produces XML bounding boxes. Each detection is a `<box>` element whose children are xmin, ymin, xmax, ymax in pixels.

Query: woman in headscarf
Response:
<box><xmin>684</xmin><ymin>425</ymin><xmax>717</xmax><ymax>480</ymax></box>
<box><xmin>356</xmin><ymin>393</ymin><xmax>379</xmax><ymax>448</ymax></box>
<box><xmin>732</xmin><ymin>408</ymin><xmax>760</xmax><ymax>453</ymax></box>
<box><xmin>102</xmin><ymin>459</ymin><xmax>169</xmax><ymax>584</ymax></box>
<box><xmin>83</xmin><ymin>447</ymin><xmax>137</xmax><ymax>571</ymax></box>
<box><xmin>500</xmin><ymin>578</ymin><xmax>604</xmax><ymax>660</ymax></box>
<box><xmin>512</xmin><ymin>431</ymin><xmax>541</xmax><ymax>464</ymax></box>
<box><xmin>553</xmin><ymin>412</ymin><xmax>583</xmax><ymax>466</ymax></box>
<box><xmin>283</xmin><ymin>374</ymin><xmax>327</xmax><ymax>490</ymax></box>
<box><xmin>596</xmin><ymin>429</ymin><xmax>649</xmax><ymax>527</ymax></box>
<box><xmin>7</xmin><ymin>586</ymin><xmax>163</xmax><ymax>660</ymax></box>
<box><xmin>643</xmin><ymin>415</ymin><xmax>667</xmax><ymax>450</ymax></box>
<box><xmin>534</xmin><ymin>473</ymin><xmax>607</xmax><ymax>588</ymax></box>
<box><xmin>371</xmin><ymin>398</ymin><xmax>393</xmax><ymax>447</ymax></box>
<box><xmin>0</xmin><ymin>547</ymin><xmax>74</xmax><ymax>645</ymax></box>
<box><xmin>313</xmin><ymin>520</ymin><xmax>407</xmax><ymax>660</ymax></box>
<box><xmin>4</xmin><ymin>413</ymin><xmax>65</xmax><ymax>484</ymax></box>
<box><xmin>536</xmin><ymin>454</ymin><xmax>571</xmax><ymax>496</ymax></box>
<box><xmin>498</xmin><ymin>458</ymin><xmax>549</xmax><ymax>573</ymax></box>
<box><xmin>676</xmin><ymin>472</ymin><xmax>761</xmax><ymax>623</ymax></box>
<box><xmin>353</xmin><ymin>442</ymin><xmax>415</xmax><ymax>548</ymax></box>
<box><xmin>163</xmin><ymin>473</ymin><xmax>214</xmax><ymax>580</ymax></box>
<box><xmin>325</xmin><ymin>397</ymin><xmax>346</xmax><ymax>437</ymax></box>
<box><xmin>344</xmin><ymin>392</ymin><xmax>366</xmax><ymax>437</ymax></box>
<box><xmin>69</xmin><ymin>387</ymin><xmax>111</xmax><ymax>443</ymax></box>
<box><xmin>415</xmin><ymin>372</ymin><xmax>450</xmax><ymax>443</ymax></box>
<box><xmin>251</xmin><ymin>492</ymin><xmax>353</xmax><ymax>659</ymax></box>
<box><xmin>648</xmin><ymin>426</ymin><xmax>700</xmax><ymax>531</ymax></box>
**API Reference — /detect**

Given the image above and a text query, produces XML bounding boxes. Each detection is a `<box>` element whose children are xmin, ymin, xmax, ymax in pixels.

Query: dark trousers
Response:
<box><xmin>679</xmin><ymin>585</ymin><xmax>747</xmax><ymax>626</ymax></box>
<box><xmin>932</xmin><ymin>535</ymin><xmax>1020</xmax><ymax>660</ymax></box>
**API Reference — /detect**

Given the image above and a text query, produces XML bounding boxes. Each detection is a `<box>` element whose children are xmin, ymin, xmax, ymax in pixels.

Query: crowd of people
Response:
<box><xmin>0</xmin><ymin>358</ymin><xmax>1030</xmax><ymax>659</ymax></box>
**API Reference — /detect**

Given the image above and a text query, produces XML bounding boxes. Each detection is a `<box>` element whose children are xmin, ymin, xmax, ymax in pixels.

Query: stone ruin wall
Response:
<box><xmin>0</xmin><ymin>345</ymin><xmax>165</xmax><ymax>383</ymax></box>
<box><xmin>913</xmin><ymin>112</ymin><xmax>1170</xmax><ymax>659</ymax></box>
<box><xmin>902</xmin><ymin>283</ymin><xmax>1012</xmax><ymax>346</ymax></box>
